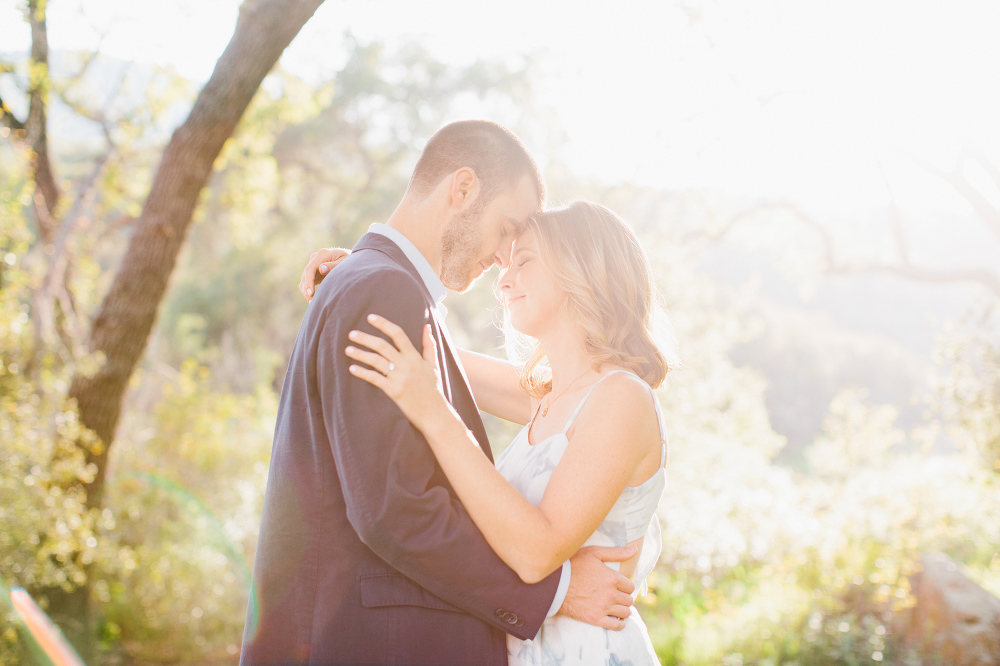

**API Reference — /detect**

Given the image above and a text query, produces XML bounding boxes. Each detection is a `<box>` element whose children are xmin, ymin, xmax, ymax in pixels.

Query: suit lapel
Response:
<box><xmin>432</xmin><ymin>308</ymin><xmax>494</xmax><ymax>463</ymax></box>
<box><xmin>355</xmin><ymin>233</ymin><xmax>494</xmax><ymax>463</ymax></box>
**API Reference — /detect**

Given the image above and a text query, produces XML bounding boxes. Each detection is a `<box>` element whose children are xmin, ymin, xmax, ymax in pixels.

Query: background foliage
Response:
<box><xmin>2</xmin><ymin>15</ymin><xmax>999</xmax><ymax>666</ymax></box>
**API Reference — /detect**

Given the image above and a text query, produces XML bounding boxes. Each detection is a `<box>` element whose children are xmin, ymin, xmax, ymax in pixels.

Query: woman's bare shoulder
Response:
<box><xmin>577</xmin><ymin>372</ymin><xmax>659</xmax><ymax>440</ymax></box>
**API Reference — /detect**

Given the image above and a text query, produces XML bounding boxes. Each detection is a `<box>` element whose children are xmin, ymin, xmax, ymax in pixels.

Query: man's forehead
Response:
<box><xmin>493</xmin><ymin>174</ymin><xmax>540</xmax><ymax>232</ymax></box>
<box><xmin>511</xmin><ymin>171</ymin><xmax>543</xmax><ymax>215</ymax></box>
<box><xmin>506</xmin><ymin>214</ymin><xmax>530</xmax><ymax>234</ymax></box>
<box><xmin>511</xmin><ymin>229</ymin><xmax>537</xmax><ymax>251</ymax></box>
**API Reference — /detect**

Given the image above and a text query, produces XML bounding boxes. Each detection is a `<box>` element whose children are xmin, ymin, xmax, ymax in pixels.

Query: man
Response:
<box><xmin>242</xmin><ymin>120</ymin><xmax>636</xmax><ymax>665</ymax></box>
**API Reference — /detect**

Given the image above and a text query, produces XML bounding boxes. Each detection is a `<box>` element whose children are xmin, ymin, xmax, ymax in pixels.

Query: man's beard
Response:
<box><xmin>440</xmin><ymin>204</ymin><xmax>485</xmax><ymax>293</ymax></box>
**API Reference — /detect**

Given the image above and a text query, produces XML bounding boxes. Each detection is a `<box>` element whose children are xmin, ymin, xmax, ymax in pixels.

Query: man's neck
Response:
<box><xmin>385</xmin><ymin>197</ymin><xmax>444</xmax><ymax>275</ymax></box>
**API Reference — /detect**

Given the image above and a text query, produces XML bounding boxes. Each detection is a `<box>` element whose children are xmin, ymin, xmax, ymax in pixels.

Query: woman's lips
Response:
<box><xmin>507</xmin><ymin>295</ymin><xmax>525</xmax><ymax>305</ymax></box>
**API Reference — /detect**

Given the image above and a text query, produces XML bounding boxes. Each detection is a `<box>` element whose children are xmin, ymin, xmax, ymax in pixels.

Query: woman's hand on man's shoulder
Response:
<box><xmin>300</xmin><ymin>247</ymin><xmax>351</xmax><ymax>302</ymax></box>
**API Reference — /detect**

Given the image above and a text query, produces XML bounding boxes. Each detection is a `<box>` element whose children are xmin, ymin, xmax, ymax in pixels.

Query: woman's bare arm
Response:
<box><xmin>417</xmin><ymin>374</ymin><xmax>659</xmax><ymax>583</ymax></box>
<box><xmin>456</xmin><ymin>349</ymin><xmax>532</xmax><ymax>424</ymax></box>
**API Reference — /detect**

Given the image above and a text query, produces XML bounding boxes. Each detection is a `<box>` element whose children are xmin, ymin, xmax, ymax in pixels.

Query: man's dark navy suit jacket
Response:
<box><xmin>240</xmin><ymin>233</ymin><xmax>561</xmax><ymax>665</ymax></box>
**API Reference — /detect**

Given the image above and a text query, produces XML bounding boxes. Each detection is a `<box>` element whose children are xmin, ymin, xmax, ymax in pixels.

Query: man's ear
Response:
<box><xmin>448</xmin><ymin>167</ymin><xmax>480</xmax><ymax>212</ymax></box>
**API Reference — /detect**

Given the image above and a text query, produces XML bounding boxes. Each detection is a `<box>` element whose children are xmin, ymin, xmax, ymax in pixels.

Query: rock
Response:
<box><xmin>897</xmin><ymin>552</ymin><xmax>1000</xmax><ymax>665</ymax></box>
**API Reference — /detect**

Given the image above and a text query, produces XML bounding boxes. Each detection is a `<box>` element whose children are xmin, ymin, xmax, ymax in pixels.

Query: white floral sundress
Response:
<box><xmin>495</xmin><ymin>371</ymin><xmax>666</xmax><ymax>666</ymax></box>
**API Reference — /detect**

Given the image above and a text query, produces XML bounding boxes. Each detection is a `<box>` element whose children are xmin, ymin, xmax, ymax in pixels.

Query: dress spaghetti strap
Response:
<box><xmin>559</xmin><ymin>370</ymin><xmax>631</xmax><ymax>435</ymax></box>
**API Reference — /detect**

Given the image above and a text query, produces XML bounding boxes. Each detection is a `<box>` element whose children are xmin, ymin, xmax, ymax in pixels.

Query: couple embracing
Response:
<box><xmin>241</xmin><ymin>120</ymin><xmax>675</xmax><ymax>665</ymax></box>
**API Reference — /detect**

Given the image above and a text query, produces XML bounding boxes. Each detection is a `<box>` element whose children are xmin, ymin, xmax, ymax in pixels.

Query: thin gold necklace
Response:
<box><xmin>541</xmin><ymin>368</ymin><xmax>593</xmax><ymax>417</ymax></box>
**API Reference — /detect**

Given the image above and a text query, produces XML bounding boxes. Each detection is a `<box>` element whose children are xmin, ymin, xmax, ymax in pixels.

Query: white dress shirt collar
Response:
<box><xmin>368</xmin><ymin>223</ymin><xmax>447</xmax><ymax>308</ymax></box>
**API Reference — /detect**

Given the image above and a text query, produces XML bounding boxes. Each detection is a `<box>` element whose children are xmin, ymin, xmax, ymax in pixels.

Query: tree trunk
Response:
<box><xmin>26</xmin><ymin>0</ymin><xmax>59</xmax><ymax>242</ymax></box>
<box><xmin>56</xmin><ymin>0</ymin><xmax>325</xmax><ymax>654</ymax></box>
<box><xmin>69</xmin><ymin>0</ymin><xmax>326</xmax><ymax>510</ymax></box>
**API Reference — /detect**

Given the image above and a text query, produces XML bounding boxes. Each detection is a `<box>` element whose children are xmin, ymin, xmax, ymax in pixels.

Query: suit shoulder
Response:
<box><xmin>320</xmin><ymin>249</ymin><xmax>428</xmax><ymax>303</ymax></box>
<box><xmin>312</xmin><ymin>250</ymin><xmax>433</xmax><ymax>329</ymax></box>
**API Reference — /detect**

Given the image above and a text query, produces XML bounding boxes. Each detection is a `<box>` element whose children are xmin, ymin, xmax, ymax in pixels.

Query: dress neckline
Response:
<box><xmin>527</xmin><ymin>369</ymin><xmax>656</xmax><ymax>447</ymax></box>
<box><xmin>518</xmin><ymin>369</ymin><xmax>668</xmax><ymax>488</ymax></box>
<box><xmin>516</xmin><ymin>425</ymin><xmax>666</xmax><ymax>490</ymax></box>
<box><xmin>526</xmin><ymin>388</ymin><xmax>591</xmax><ymax>448</ymax></box>
<box><xmin>525</xmin><ymin>429</ymin><xmax>566</xmax><ymax>449</ymax></box>
<box><xmin>525</xmin><ymin>370</ymin><xmax>628</xmax><ymax>447</ymax></box>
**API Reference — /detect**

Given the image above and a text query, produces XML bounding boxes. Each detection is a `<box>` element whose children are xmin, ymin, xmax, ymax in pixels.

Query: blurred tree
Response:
<box><xmin>0</xmin><ymin>142</ymin><xmax>103</xmax><ymax>663</ymax></box>
<box><xmin>3</xmin><ymin>0</ymin><xmax>76</xmax><ymax>378</ymax></box>
<box><xmin>3</xmin><ymin>0</ymin><xmax>326</xmax><ymax>655</ymax></box>
<box><xmin>645</xmin><ymin>153</ymin><xmax>1000</xmax><ymax>462</ymax></box>
<box><xmin>938</xmin><ymin>303</ymin><xmax>1000</xmax><ymax>475</ymax></box>
<box><xmin>0</xmin><ymin>0</ymin><xmax>61</xmax><ymax>243</ymax></box>
<box><xmin>69</xmin><ymin>0</ymin><xmax>326</xmax><ymax>511</ymax></box>
<box><xmin>807</xmin><ymin>389</ymin><xmax>904</xmax><ymax>479</ymax></box>
<box><xmin>729</xmin><ymin>309</ymin><xmax>926</xmax><ymax>465</ymax></box>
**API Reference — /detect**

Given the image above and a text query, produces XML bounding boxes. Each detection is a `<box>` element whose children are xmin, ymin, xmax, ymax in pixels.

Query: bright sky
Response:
<box><xmin>3</xmin><ymin>0</ymin><xmax>1000</xmax><ymax>220</ymax></box>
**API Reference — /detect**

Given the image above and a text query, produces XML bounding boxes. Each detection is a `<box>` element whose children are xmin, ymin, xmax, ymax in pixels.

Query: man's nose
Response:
<box><xmin>494</xmin><ymin>243</ymin><xmax>513</xmax><ymax>269</ymax></box>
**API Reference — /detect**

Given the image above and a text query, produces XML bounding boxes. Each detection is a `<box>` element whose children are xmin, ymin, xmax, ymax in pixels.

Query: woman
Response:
<box><xmin>312</xmin><ymin>201</ymin><xmax>673</xmax><ymax>665</ymax></box>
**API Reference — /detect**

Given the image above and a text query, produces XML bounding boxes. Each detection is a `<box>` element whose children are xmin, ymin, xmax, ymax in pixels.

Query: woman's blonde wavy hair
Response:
<box><xmin>502</xmin><ymin>200</ymin><xmax>677</xmax><ymax>397</ymax></box>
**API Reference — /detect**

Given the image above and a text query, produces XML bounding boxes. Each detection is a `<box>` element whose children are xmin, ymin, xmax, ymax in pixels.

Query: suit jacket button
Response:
<box><xmin>495</xmin><ymin>608</ymin><xmax>507</xmax><ymax>619</ymax></box>
<box><xmin>514</xmin><ymin>617</ymin><xmax>525</xmax><ymax>628</ymax></box>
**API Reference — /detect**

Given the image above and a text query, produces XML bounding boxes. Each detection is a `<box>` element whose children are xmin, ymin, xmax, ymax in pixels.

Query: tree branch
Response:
<box><xmin>943</xmin><ymin>166</ymin><xmax>1000</xmax><ymax>243</ymax></box>
<box><xmin>972</xmin><ymin>150</ymin><xmax>1000</xmax><ymax>196</ymax></box>
<box><xmin>62</xmin><ymin>39</ymin><xmax>105</xmax><ymax>90</ymax></box>
<box><xmin>55</xmin><ymin>273</ymin><xmax>85</xmax><ymax>351</ymax></box>
<box><xmin>0</xmin><ymin>61</ymin><xmax>25</xmax><ymax>133</ymax></box>
<box><xmin>96</xmin><ymin>214</ymin><xmax>137</xmax><ymax>242</ymax></box>
<box><xmin>721</xmin><ymin>199</ymin><xmax>1000</xmax><ymax>298</ymax></box>
<box><xmin>680</xmin><ymin>199</ymin><xmax>811</xmax><ymax>245</ymax></box>
<box><xmin>32</xmin><ymin>148</ymin><xmax>112</xmax><ymax>358</ymax></box>
<box><xmin>917</xmin><ymin>150</ymin><xmax>1000</xmax><ymax>244</ymax></box>
<box><xmin>829</xmin><ymin>262</ymin><xmax>1000</xmax><ymax>298</ymax></box>
<box><xmin>0</xmin><ymin>91</ymin><xmax>26</xmax><ymax>132</ymax></box>
<box><xmin>877</xmin><ymin>162</ymin><xmax>912</xmax><ymax>265</ymax></box>
<box><xmin>54</xmin><ymin>59</ymin><xmax>125</xmax><ymax>143</ymax></box>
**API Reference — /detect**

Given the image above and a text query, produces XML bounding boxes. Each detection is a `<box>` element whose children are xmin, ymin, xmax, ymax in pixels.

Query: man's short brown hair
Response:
<box><xmin>408</xmin><ymin>120</ymin><xmax>546</xmax><ymax>210</ymax></box>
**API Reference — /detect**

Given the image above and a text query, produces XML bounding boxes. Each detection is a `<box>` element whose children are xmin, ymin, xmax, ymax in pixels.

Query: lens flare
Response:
<box><xmin>114</xmin><ymin>470</ymin><xmax>261</xmax><ymax>642</ymax></box>
<box><xmin>9</xmin><ymin>587</ymin><xmax>86</xmax><ymax>666</ymax></box>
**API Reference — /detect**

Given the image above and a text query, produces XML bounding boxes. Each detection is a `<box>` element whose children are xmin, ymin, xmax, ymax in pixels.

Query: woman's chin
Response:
<box><xmin>508</xmin><ymin>316</ymin><xmax>538</xmax><ymax>339</ymax></box>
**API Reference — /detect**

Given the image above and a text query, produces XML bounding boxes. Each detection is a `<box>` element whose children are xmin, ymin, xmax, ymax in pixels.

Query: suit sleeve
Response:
<box><xmin>316</xmin><ymin>268</ymin><xmax>560</xmax><ymax>639</ymax></box>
